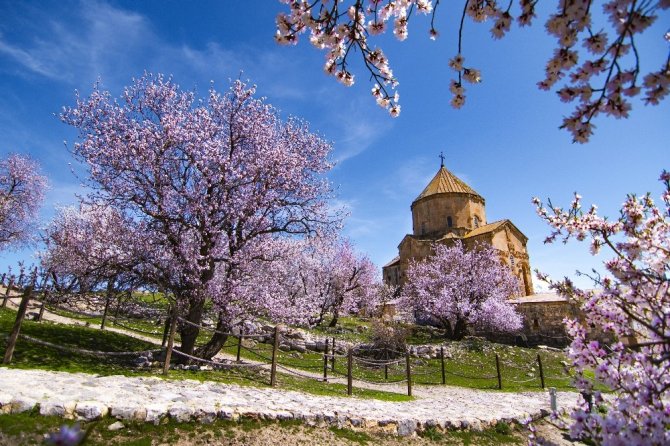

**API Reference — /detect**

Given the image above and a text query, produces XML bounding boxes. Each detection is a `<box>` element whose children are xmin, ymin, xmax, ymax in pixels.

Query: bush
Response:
<box><xmin>364</xmin><ymin>320</ymin><xmax>408</xmax><ymax>359</ymax></box>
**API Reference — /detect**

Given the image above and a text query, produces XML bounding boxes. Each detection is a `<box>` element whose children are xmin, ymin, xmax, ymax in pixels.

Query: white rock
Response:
<box><xmin>75</xmin><ymin>401</ymin><xmax>108</xmax><ymax>420</ymax></box>
<box><xmin>397</xmin><ymin>419</ymin><xmax>416</xmax><ymax>437</ymax></box>
<box><xmin>107</xmin><ymin>421</ymin><xmax>125</xmax><ymax>431</ymax></box>
<box><xmin>40</xmin><ymin>402</ymin><xmax>68</xmax><ymax>417</ymax></box>
<box><xmin>111</xmin><ymin>406</ymin><xmax>147</xmax><ymax>421</ymax></box>
<box><xmin>10</xmin><ymin>397</ymin><xmax>36</xmax><ymax>413</ymax></box>
<box><xmin>168</xmin><ymin>405</ymin><xmax>194</xmax><ymax>422</ymax></box>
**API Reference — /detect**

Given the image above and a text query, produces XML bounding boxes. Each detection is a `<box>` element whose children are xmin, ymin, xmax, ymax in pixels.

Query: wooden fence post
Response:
<box><xmin>331</xmin><ymin>338</ymin><xmax>336</xmax><ymax>371</ymax></box>
<box><xmin>495</xmin><ymin>354</ymin><xmax>502</xmax><ymax>390</ymax></box>
<box><xmin>100</xmin><ymin>281</ymin><xmax>114</xmax><ymax>330</ymax></box>
<box><xmin>440</xmin><ymin>346</ymin><xmax>446</xmax><ymax>385</ymax></box>
<box><xmin>347</xmin><ymin>348</ymin><xmax>353</xmax><ymax>396</ymax></box>
<box><xmin>161</xmin><ymin>306</ymin><xmax>172</xmax><ymax>348</ymax></box>
<box><xmin>384</xmin><ymin>363</ymin><xmax>388</xmax><ymax>380</ymax></box>
<box><xmin>162</xmin><ymin>310</ymin><xmax>178</xmax><ymax>375</ymax></box>
<box><xmin>1</xmin><ymin>276</ymin><xmax>14</xmax><ymax>308</ymax></box>
<box><xmin>270</xmin><ymin>325</ymin><xmax>280</xmax><ymax>387</ymax></box>
<box><xmin>37</xmin><ymin>285</ymin><xmax>49</xmax><ymax>322</ymax></box>
<box><xmin>406</xmin><ymin>349</ymin><xmax>413</xmax><ymax>397</ymax></box>
<box><xmin>236</xmin><ymin>327</ymin><xmax>244</xmax><ymax>363</ymax></box>
<box><xmin>537</xmin><ymin>353</ymin><xmax>545</xmax><ymax>389</ymax></box>
<box><xmin>3</xmin><ymin>271</ymin><xmax>36</xmax><ymax>364</ymax></box>
<box><xmin>323</xmin><ymin>339</ymin><xmax>329</xmax><ymax>382</ymax></box>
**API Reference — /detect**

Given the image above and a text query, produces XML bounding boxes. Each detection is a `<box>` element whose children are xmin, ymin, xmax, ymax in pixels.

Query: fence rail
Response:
<box><xmin>1</xmin><ymin>282</ymin><xmax>574</xmax><ymax>397</ymax></box>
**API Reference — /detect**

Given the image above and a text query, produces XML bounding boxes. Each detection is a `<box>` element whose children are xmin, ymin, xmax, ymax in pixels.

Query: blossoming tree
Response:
<box><xmin>400</xmin><ymin>241</ymin><xmax>522</xmax><ymax>340</ymax></box>
<box><xmin>0</xmin><ymin>154</ymin><xmax>48</xmax><ymax>251</ymax></box>
<box><xmin>533</xmin><ymin>172</ymin><xmax>670</xmax><ymax>445</ymax></box>
<box><xmin>275</xmin><ymin>0</ymin><xmax>669</xmax><ymax>142</ymax></box>
<box><xmin>40</xmin><ymin>204</ymin><xmax>144</xmax><ymax>325</ymax></box>
<box><xmin>258</xmin><ymin>236</ymin><xmax>378</xmax><ymax>327</ymax></box>
<box><xmin>61</xmin><ymin>73</ymin><xmax>338</xmax><ymax>359</ymax></box>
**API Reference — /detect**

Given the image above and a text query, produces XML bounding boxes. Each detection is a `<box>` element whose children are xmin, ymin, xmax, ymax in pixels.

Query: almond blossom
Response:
<box><xmin>0</xmin><ymin>154</ymin><xmax>48</xmax><ymax>251</ymax></box>
<box><xmin>533</xmin><ymin>171</ymin><xmax>670</xmax><ymax>445</ymax></box>
<box><xmin>275</xmin><ymin>0</ymin><xmax>669</xmax><ymax>142</ymax></box>
<box><xmin>399</xmin><ymin>241</ymin><xmax>522</xmax><ymax>340</ymax></box>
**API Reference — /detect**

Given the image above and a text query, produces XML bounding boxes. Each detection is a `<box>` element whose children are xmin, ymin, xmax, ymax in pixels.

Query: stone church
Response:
<box><xmin>382</xmin><ymin>162</ymin><xmax>534</xmax><ymax>296</ymax></box>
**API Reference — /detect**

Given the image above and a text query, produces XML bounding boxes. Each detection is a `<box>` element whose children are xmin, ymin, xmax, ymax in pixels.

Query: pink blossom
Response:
<box><xmin>0</xmin><ymin>154</ymin><xmax>48</xmax><ymax>251</ymax></box>
<box><xmin>399</xmin><ymin>241</ymin><xmax>522</xmax><ymax>340</ymax></box>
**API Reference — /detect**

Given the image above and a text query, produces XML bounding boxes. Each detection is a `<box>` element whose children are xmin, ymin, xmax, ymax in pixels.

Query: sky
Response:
<box><xmin>0</xmin><ymin>1</ymin><xmax>668</xmax><ymax>290</ymax></box>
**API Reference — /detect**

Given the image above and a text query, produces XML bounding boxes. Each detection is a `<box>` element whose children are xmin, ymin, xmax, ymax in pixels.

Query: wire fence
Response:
<box><xmin>1</xmin><ymin>276</ymin><xmax>575</xmax><ymax>397</ymax></box>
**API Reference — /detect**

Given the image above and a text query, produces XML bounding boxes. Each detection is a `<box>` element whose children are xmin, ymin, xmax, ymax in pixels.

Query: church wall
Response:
<box><xmin>411</xmin><ymin>194</ymin><xmax>486</xmax><ymax>238</ymax></box>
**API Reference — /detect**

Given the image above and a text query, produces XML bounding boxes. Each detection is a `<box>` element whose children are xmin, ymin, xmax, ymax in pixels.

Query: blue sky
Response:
<box><xmin>0</xmin><ymin>1</ymin><xmax>668</xmax><ymax>289</ymax></box>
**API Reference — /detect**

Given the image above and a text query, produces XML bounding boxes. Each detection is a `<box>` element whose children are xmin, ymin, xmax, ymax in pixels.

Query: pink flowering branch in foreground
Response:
<box><xmin>275</xmin><ymin>0</ymin><xmax>669</xmax><ymax>142</ymax></box>
<box><xmin>533</xmin><ymin>171</ymin><xmax>670</xmax><ymax>445</ymax></box>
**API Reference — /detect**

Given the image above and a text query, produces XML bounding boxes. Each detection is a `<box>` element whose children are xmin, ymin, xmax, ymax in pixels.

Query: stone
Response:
<box><xmin>397</xmin><ymin>419</ymin><xmax>416</xmax><ymax>437</ymax></box>
<box><xmin>111</xmin><ymin>406</ymin><xmax>147</xmax><ymax>421</ymax></box>
<box><xmin>75</xmin><ymin>401</ymin><xmax>109</xmax><ymax>420</ymax></box>
<box><xmin>40</xmin><ymin>402</ymin><xmax>74</xmax><ymax>417</ymax></box>
<box><xmin>145</xmin><ymin>404</ymin><xmax>168</xmax><ymax>425</ymax></box>
<box><xmin>194</xmin><ymin>406</ymin><xmax>218</xmax><ymax>424</ymax></box>
<box><xmin>107</xmin><ymin>421</ymin><xmax>125</xmax><ymax>431</ymax></box>
<box><xmin>168</xmin><ymin>405</ymin><xmax>194</xmax><ymax>422</ymax></box>
<box><xmin>10</xmin><ymin>397</ymin><xmax>36</xmax><ymax>413</ymax></box>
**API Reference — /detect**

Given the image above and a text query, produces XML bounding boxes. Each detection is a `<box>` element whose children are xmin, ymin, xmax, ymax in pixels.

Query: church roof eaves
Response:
<box><xmin>464</xmin><ymin>219</ymin><xmax>529</xmax><ymax>242</ymax></box>
<box><xmin>413</xmin><ymin>166</ymin><xmax>482</xmax><ymax>203</ymax></box>
<box><xmin>464</xmin><ymin>220</ymin><xmax>506</xmax><ymax>238</ymax></box>
<box><xmin>383</xmin><ymin>256</ymin><xmax>400</xmax><ymax>268</ymax></box>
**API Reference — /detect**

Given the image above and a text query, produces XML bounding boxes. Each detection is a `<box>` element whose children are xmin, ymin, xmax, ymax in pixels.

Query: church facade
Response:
<box><xmin>383</xmin><ymin>163</ymin><xmax>534</xmax><ymax>296</ymax></box>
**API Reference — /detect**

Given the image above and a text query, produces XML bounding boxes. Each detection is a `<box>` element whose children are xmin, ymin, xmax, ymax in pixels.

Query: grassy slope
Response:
<box><xmin>0</xmin><ymin>308</ymin><xmax>409</xmax><ymax>402</ymax></box>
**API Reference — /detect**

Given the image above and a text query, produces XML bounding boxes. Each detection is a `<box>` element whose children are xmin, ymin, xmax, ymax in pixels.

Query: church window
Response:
<box><xmin>447</xmin><ymin>216</ymin><xmax>453</xmax><ymax>228</ymax></box>
<box><xmin>510</xmin><ymin>254</ymin><xmax>515</xmax><ymax>267</ymax></box>
<box><xmin>421</xmin><ymin>222</ymin><xmax>426</xmax><ymax>235</ymax></box>
<box><xmin>474</xmin><ymin>216</ymin><xmax>480</xmax><ymax>228</ymax></box>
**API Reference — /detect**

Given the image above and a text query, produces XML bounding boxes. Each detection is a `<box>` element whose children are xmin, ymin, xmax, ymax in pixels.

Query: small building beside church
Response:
<box><xmin>383</xmin><ymin>163</ymin><xmax>534</xmax><ymax>296</ymax></box>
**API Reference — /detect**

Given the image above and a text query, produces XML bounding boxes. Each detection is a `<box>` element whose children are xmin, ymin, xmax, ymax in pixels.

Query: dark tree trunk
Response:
<box><xmin>194</xmin><ymin>311</ymin><xmax>230</xmax><ymax>360</ymax></box>
<box><xmin>328</xmin><ymin>310</ymin><xmax>339</xmax><ymax>328</ymax></box>
<box><xmin>452</xmin><ymin>318</ymin><xmax>468</xmax><ymax>341</ymax></box>
<box><xmin>177</xmin><ymin>298</ymin><xmax>205</xmax><ymax>364</ymax></box>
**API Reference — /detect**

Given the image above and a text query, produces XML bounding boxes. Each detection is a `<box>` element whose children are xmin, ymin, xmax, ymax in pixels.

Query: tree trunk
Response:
<box><xmin>177</xmin><ymin>298</ymin><xmax>205</xmax><ymax>364</ymax></box>
<box><xmin>195</xmin><ymin>311</ymin><xmax>230</xmax><ymax>360</ymax></box>
<box><xmin>452</xmin><ymin>318</ymin><xmax>468</xmax><ymax>341</ymax></box>
<box><xmin>328</xmin><ymin>310</ymin><xmax>339</xmax><ymax>328</ymax></box>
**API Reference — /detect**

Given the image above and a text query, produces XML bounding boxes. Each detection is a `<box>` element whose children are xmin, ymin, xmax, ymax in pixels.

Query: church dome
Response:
<box><xmin>411</xmin><ymin>165</ymin><xmax>486</xmax><ymax>238</ymax></box>
<box><xmin>413</xmin><ymin>166</ymin><xmax>483</xmax><ymax>204</ymax></box>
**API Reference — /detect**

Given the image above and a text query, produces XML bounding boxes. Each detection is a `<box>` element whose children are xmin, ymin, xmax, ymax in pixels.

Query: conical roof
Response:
<box><xmin>414</xmin><ymin>166</ymin><xmax>481</xmax><ymax>202</ymax></box>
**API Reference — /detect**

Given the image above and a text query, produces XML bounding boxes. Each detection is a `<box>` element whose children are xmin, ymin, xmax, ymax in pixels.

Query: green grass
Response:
<box><xmin>329</xmin><ymin>426</ymin><xmax>373</xmax><ymax>444</ymax></box>
<box><xmin>0</xmin><ymin>411</ymin><xmax>528</xmax><ymax>445</ymax></box>
<box><xmin>216</xmin><ymin>326</ymin><xmax>580</xmax><ymax>392</ymax></box>
<box><xmin>0</xmin><ymin>307</ymin><xmax>409</xmax><ymax>402</ymax></box>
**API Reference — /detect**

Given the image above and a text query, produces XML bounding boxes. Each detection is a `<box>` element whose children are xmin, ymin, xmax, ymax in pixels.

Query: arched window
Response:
<box><xmin>473</xmin><ymin>216</ymin><xmax>480</xmax><ymax>228</ymax></box>
<box><xmin>509</xmin><ymin>253</ymin><xmax>515</xmax><ymax>267</ymax></box>
<box><xmin>447</xmin><ymin>216</ymin><xmax>453</xmax><ymax>228</ymax></box>
<box><xmin>421</xmin><ymin>222</ymin><xmax>426</xmax><ymax>235</ymax></box>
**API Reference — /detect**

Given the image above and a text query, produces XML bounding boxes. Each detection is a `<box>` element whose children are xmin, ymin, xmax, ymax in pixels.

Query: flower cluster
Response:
<box><xmin>276</xmin><ymin>0</ymin><xmax>669</xmax><ymax>142</ymax></box>
<box><xmin>0</xmin><ymin>154</ymin><xmax>48</xmax><ymax>251</ymax></box>
<box><xmin>533</xmin><ymin>171</ymin><xmax>670</xmax><ymax>445</ymax></box>
<box><xmin>275</xmin><ymin>0</ymin><xmax>436</xmax><ymax>117</ymax></box>
<box><xmin>399</xmin><ymin>241</ymin><xmax>522</xmax><ymax>340</ymax></box>
<box><xmin>248</xmin><ymin>236</ymin><xmax>378</xmax><ymax>328</ymax></box>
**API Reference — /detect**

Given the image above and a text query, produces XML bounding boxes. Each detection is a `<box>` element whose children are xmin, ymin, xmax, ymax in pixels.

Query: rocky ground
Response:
<box><xmin>0</xmin><ymin>368</ymin><xmax>579</xmax><ymax>438</ymax></box>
